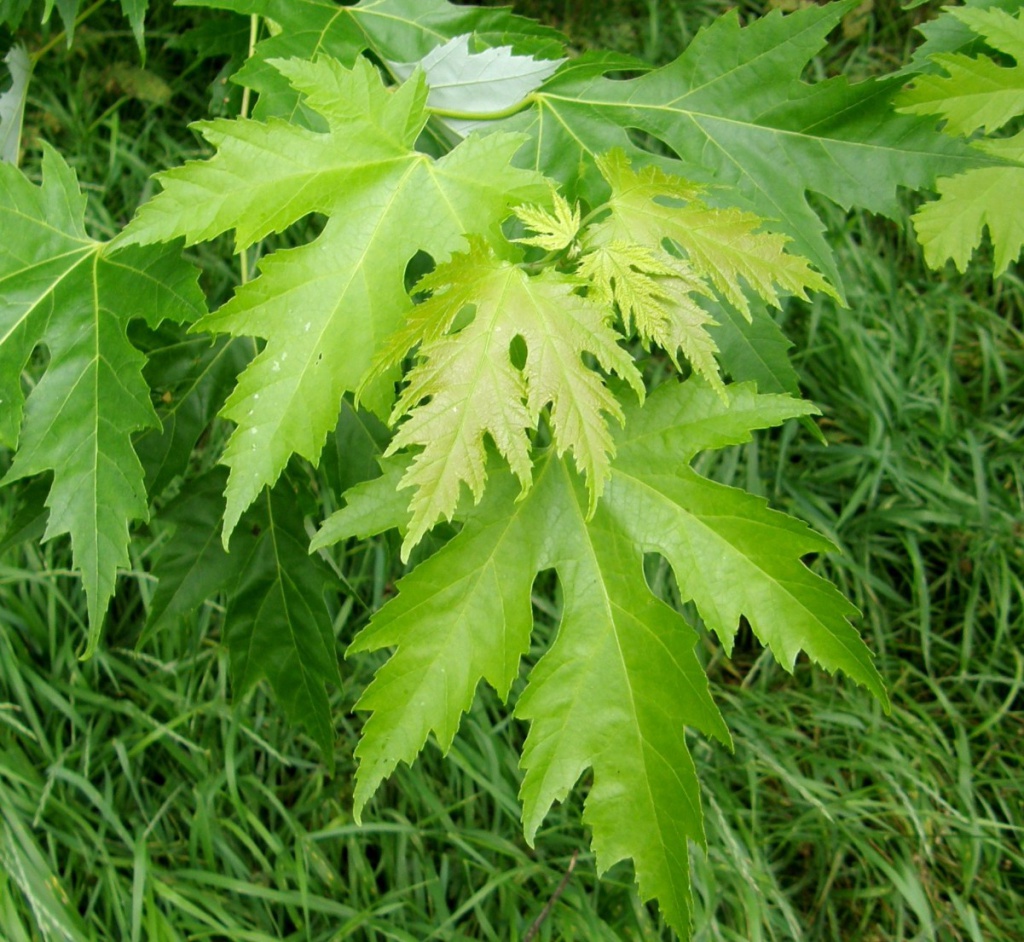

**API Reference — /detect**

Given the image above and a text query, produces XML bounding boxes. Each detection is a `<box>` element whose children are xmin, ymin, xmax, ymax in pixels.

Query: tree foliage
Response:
<box><xmin>0</xmin><ymin>0</ymin><xmax>1001</xmax><ymax>935</ymax></box>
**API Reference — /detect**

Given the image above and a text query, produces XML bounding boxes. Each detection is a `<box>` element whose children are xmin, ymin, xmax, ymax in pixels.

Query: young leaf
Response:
<box><xmin>513</xmin><ymin>189</ymin><xmax>580</xmax><ymax>251</ymax></box>
<box><xmin>577</xmin><ymin>240</ymin><xmax>723</xmax><ymax>390</ymax></box>
<box><xmin>324</xmin><ymin>377</ymin><xmax>887</xmax><ymax>939</ymax></box>
<box><xmin>148</xmin><ymin>470</ymin><xmax>341</xmax><ymax>758</ymax></box>
<box><xmin>496</xmin><ymin>0</ymin><xmax>994</xmax><ymax>290</ymax></box>
<box><xmin>372</xmin><ymin>240</ymin><xmax>644</xmax><ymax>555</ymax></box>
<box><xmin>0</xmin><ymin>145</ymin><xmax>205</xmax><ymax>653</ymax></box>
<box><xmin>909</xmin><ymin>134</ymin><xmax>1024</xmax><ymax>277</ymax></box>
<box><xmin>121</xmin><ymin>56</ymin><xmax>548</xmax><ymax>546</ymax></box>
<box><xmin>588</xmin><ymin>150</ymin><xmax>836</xmax><ymax>316</ymax></box>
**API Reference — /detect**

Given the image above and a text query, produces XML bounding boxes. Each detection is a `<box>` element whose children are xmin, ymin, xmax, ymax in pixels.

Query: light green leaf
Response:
<box><xmin>338</xmin><ymin>377</ymin><xmax>887</xmax><ymax>938</ymax></box>
<box><xmin>122</xmin><ymin>56</ymin><xmax>548</xmax><ymax>546</ymax></box>
<box><xmin>898</xmin><ymin>7</ymin><xmax>1024</xmax><ymax>275</ymax></box>
<box><xmin>896</xmin><ymin>7</ymin><xmax>1024</xmax><ymax>137</ymax></box>
<box><xmin>513</xmin><ymin>189</ymin><xmax>580</xmax><ymax>251</ymax></box>
<box><xmin>311</xmin><ymin>456</ymin><xmax>412</xmax><ymax>548</ymax></box>
<box><xmin>345</xmin><ymin>470</ymin><xmax>545</xmax><ymax>816</ymax></box>
<box><xmin>911</xmin><ymin>158</ymin><xmax>1024</xmax><ymax>276</ymax></box>
<box><xmin>0</xmin><ymin>145</ymin><xmax>205</xmax><ymax>653</ymax></box>
<box><xmin>588</xmin><ymin>150</ymin><xmax>836</xmax><ymax>316</ymax></box>
<box><xmin>516</xmin><ymin>457</ymin><xmax>730</xmax><ymax>935</ymax></box>
<box><xmin>375</xmin><ymin>241</ymin><xmax>644</xmax><ymax>555</ymax></box>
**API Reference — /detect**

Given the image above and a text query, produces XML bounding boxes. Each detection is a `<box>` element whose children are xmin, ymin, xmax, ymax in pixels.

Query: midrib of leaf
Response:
<box><xmin>267</xmin><ymin>493</ymin><xmax>324</xmax><ymax>715</ymax></box>
<box><xmin>535</xmin><ymin>89</ymin><xmax>958</xmax><ymax>163</ymax></box>
<box><xmin>563</xmin><ymin>474</ymin><xmax>672</xmax><ymax>829</ymax></box>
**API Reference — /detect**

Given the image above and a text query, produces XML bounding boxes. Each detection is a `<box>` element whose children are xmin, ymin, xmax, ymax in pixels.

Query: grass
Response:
<box><xmin>1</xmin><ymin>0</ymin><xmax>1022</xmax><ymax>939</ymax></box>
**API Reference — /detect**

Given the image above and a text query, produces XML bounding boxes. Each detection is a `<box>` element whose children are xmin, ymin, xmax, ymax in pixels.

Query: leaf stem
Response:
<box><xmin>238</xmin><ymin>14</ymin><xmax>260</xmax><ymax>286</ymax></box>
<box><xmin>426</xmin><ymin>93</ymin><xmax>539</xmax><ymax>123</ymax></box>
<box><xmin>523</xmin><ymin>849</ymin><xmax>578</xmax><ymax>942</ymax></box>
<box><xmin>30</xmin><ymin>0</ymin><xmax>106</xmax><ymax>64</ymax></box>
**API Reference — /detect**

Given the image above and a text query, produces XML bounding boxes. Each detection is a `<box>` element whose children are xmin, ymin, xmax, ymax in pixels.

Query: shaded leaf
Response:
<box><xmin>148</xmin><ymin>470</ymin><xmax>341</xmax><ymax>758</ymax></box>
<box><xmin>0</xmin><ymin>44</ymin><xmax>31</xmax><ymax>166</ymax></box>
<box><xmin>183</xmin><ymin>0</ymin><xmax>567</xmax><ymax>120</ymax></box>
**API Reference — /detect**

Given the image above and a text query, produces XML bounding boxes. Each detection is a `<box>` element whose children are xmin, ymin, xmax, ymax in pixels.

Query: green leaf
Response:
<box><xmin>311</xmin><ymin>456</ymin><xmax>412</xmax><ymax>549</ymax></box>
<box><xmin>0</xmin><ymin>146</ymin><xmax>205</xmax><ymax>653</ymax></box>
<box><xmin>0</xmin><ymin>475</ymin><xmax>48</xmax><ymax>555</ymax></box>
<box><xmin>0</xmin><ymin>0</ymin><xmax>33</xmax><ymax>30</ymax></box>
<box><xmin>42</xmin><ymin>0</ymin><xmax>78</xmax><ymax>35</ymax></box>
<box><xmin>496</xmin><ymin>0</ymin><xmax>993</xmax><ymax>290</ymax></box>
<box><xmin>121</xmin><ymin>56</ymin><xmax>548</xmax><ymax>546</ymax></box>
<box><xmin>118</xmin><ymin>0</ymin><xmax>148</xmax><ymax>57</ymax></box>
<box><xmin>610</xmin><ymin>382</ymin><xmax>885</xmax><ymax>702</ymax></box>
<box><xmin>708</xmin><ymin>298</ymin><xmax>800</xmax><ymax>396</ymax></box>
<box><xmin>372</xmin><ymin>240</ymin><xmax>644</xmax><ymax>555</ymax></box>
<box><xmin>148</xmin><ymin>470</ymin><xmax>341</xmax><ymax>758</ymax></box>
<box><xmin>327</xmin><ymin>377</ymin><xmax>887</xmax><ymax>937</ymax></box>
<box><xmin>515</xmin><ymin>456</ymin><xmax>731</xmax><ymax>935</ymax></box>
<box><xmin>135</xmin><ymin>334</ymin><xmax>250</xmax><ymax>496</ymax></box>
<box><xmin>0</xmin><ymin>45</ymin><xmax>31</xmax><ymax>166</ymax></box>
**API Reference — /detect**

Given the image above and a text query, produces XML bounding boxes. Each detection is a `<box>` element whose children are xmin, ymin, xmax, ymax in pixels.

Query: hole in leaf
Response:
<box><xmin>509</xmin><ymin>333</ymin><xmax>528</xmax><ymax>370</ymax></box>
<box><xmin>451</xmin><ymin>302</ymin><xmax>477</xmax><ymax>333</ymax></box>
<box><xmin>624</xmin><ymin>126</ymin><xmax>680</xmax><ymax>161</ymax></box>
<box><xmin>405</xmin><ymin>250</ymin><xmax>436</xmax><ymax>295</ymax></box>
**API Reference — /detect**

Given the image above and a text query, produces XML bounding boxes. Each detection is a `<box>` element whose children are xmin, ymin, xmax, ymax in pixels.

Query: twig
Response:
<box><xmin>523</xmin><ymin>849</ymin><xmax>579</xmax><ymax>942</ymax></box>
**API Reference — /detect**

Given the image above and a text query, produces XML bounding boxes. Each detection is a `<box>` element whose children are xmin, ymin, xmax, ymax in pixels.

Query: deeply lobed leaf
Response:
<box><xmin>320</xmin><ymin>378</ymin><xmax>888</xmax><ymax>934</ymax></box>
<box><xmin>121</xmin><ymin>56</ymin><xmax>548</xmax><ymax>545</ymax></box>
<box><xmin>496</xmin><ymin>1</ymin><xmax>993</xmax><ymax>292</ymax></box>
<box><xmin>374</xmin><ymin>241</ymin><xmax>644</xmax><ymax>555</ymax></box>
<box><xmin>148</xmin><ymin>470</ymin><xmax>341</xmax><ymax>758</ymax></box>
<box><xmin>0</xmin><ymin>146</ymin><xmax>204</xmax><ymax>652</ymax></box>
